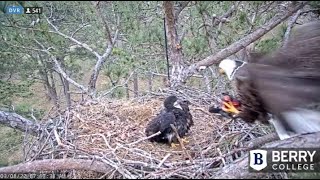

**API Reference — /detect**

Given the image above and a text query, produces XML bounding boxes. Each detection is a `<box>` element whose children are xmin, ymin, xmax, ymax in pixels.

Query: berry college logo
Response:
<box><xmin>249</xmin><ymin>149</ymin><xmax>268</xmax><ymax>171</ymax></box>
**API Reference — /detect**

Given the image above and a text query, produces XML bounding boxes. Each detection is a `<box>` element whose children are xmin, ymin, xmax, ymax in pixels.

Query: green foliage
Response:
<box><xmin>256</xmin><ymin>37</ymin><xmax>281</xmax><ymax>54</ymax></box>
<box><xmin>256</xmin><ymin>22</ymin><xmax>286</xmax><ymax>54</ymax></box>
<box><xmin>105</xmin><ymin>48</ymin><xmax>132</xmax><ymax>83</ymax></box>
<box><xmin>0</xmin><ymin>125</ymin><xmax>23</xmax><ymax>167</ymax></box>
<box><xmin>110</xmin><ymin>87</ymin><xmax>126</xmax><ymax>99</ymax></box>
<box><xmin>309</xmin><ymin>1</ymin><xmax>320</xmax><ymax>8</ymax></box>
<box><xmin>0</xmin><ymin>1</ymin><xmax>7</xmax><ymax>13</ymax></box>
<box><xmin>182</xmin><ymin>35</ymin><xmax>208</xmax><ymax>56</ymax></box>
<box><xmin>0</xmin><ymin>80</ymin><xmax>34</xmax><ymax>107</ymax></box>
<box><xmin>14</xmin><ymin>102</ymin><xmax>45</xmax><ymax>120</ymax></box>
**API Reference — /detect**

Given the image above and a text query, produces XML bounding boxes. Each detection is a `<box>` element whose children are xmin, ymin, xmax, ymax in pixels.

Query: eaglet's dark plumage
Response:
<box><xmin>218</xmin><ymin>21</ymin><xmax>320</xmax><ymax>140</ymax></box>
<box><xmin>145</xmin><ymin>96</ymin><xmax>193</xmax><ymax>145</ymax></box>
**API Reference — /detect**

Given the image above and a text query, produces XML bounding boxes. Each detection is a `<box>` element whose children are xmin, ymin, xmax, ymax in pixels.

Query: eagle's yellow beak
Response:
<box><xmin>219</xmin><ymin>68</ymin><xmax>225</xmax><ymax>74</ymax></box>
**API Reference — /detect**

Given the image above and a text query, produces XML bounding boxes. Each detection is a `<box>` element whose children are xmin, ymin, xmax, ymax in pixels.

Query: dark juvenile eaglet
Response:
<box><xmin>218</xmin><ymin>21</ymin><xmax>320</xmax><ymax>140</ymax></box>
<box><xmin>145</xmin><ymin>95</ymin><xmax>193</xmax><ymax>145</ymax></box>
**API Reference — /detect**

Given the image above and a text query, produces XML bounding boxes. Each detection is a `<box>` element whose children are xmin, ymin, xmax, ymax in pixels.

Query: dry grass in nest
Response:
<box><xmin>26</xmin><ymin>94</ymin><xmax>273</xmax><ymax>179</ymax></box>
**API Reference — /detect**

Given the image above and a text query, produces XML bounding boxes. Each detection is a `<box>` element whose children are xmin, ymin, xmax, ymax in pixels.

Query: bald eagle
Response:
<box><xmin>145</xmin><ymin>96</ymin><xmax>193</xmax><ymax>146</ymax></box>
<box><xmin>218</xmin><ymin>21</ymin><xmax>320</xmax><ymax>140</ymax></box>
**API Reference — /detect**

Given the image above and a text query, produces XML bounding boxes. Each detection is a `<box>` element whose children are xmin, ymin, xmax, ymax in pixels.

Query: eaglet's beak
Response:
<box><xmin>173</xmin><ymin>101</ymin><xmax>183</xmax><ymax>110</ymax></box>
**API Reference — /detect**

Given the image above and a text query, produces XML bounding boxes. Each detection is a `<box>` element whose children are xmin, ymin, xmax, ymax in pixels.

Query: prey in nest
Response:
<box><xmin>145</xmin><ymin>95</ymin><xmax>193</xmax><ymax>148</ymax></box>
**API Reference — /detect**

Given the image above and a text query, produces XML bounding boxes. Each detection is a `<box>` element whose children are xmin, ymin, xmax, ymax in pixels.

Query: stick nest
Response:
<box><xmin>26</xmin><ymin>91</ymin><xmax>274</xmax><ymax>179</ymax></box>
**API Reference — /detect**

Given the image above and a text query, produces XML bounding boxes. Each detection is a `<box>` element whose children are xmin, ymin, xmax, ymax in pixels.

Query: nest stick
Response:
<box><xmin>127</xmin><ymin>131</ymin><xmax>161</xmax><ymax>146</ymax></box>
<box><xmin>53</xmin><ymin>127</ymin><xmax>66</xmax><ymax>147</ymax></box>
<box><xmin>158</xmin><ymin>153</ymin><xmax>171</xmax><ymax>168</ymax></box>
<box><xmin>170</xmin><ymin>124</ymin><xmax>193</xmax><ymax>163</ymax></box>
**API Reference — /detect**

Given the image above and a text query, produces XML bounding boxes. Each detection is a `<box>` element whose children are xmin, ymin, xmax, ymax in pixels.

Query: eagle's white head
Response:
<box><xmin>218</xmin><ymin>59</ymin><xmax>246</xmax><ymax>80</ymax></box>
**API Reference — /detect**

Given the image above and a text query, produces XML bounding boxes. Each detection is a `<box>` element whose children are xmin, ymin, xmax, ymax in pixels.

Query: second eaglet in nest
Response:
<box><xmin>145</xmin><ymin>95</ymin><xmax>193</xmax><ymax>147</ymax></box>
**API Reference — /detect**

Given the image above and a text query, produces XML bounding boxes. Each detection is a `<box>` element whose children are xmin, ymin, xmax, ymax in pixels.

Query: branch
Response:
<box><xmin>188</xmin><ymin>2</ymin><xmax>308</xmax><ymax>72</ymax></box>
<box><xmin>91</xmin><ymin>1</ymin><xmax>113</xmax><ymax>45</ymax></box>
<box><xmin>0</xmin><ymin>111</ymin><xmax>42</xmax><ymax>136</ymax></box>
<box><xmin>46</xmin><ymin>18</ymin><xmax>101</xmax><ymax>58</ymax></box>
<box><xmin>0</xmin><ymin>159</ymin><xmax>110</xmax><ymax>174</ymax></box>
<box><xmin>99</xmin><ymin>71</ymin><xmax>135</xmax><ymax>98</ymax></box>
<box><xmin>243</xmin><ymin>132</ymin><xmax>279</xmax><ymax>148</ymax></box>
<box><xmin>174</xmin><ymin>1</ymin><xmax>190</xmax><ymax>20</ymax></box>
<box><xmin>212</xmin><ymin>1</ymin><xmax>240</xmax><ymax>27</ymax></box>
<box><xmin>71</xmin><ymin>23</ymin><xmax>91</xmax><ymax>38</ymax></box>
<box><xmin>87</xmin><ymin>2</ymin><xmax>119</xmax><ymax>94</ymax></box>
<box><xmin>34</xmin><ymin>40</ymin><xmax>88</xmax><ymax>93</ymax></box>
<box><xmin>282</xmin><ymin>9</ymin><xmax>301</xmax><ymax>47</ymax></box>
<box><xmin>215</xmin><ymin>131</ymin><xmax>320</xmax><ymax>179</ymax></box>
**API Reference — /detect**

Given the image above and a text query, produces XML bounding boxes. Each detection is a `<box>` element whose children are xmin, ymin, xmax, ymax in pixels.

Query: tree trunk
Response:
<box><xmin>56</xmin><ymin>58</ymin><xmax>71</xmax><ymax>109</ymax></box>
<box><xmin>58</xmin><ymin>74</ymin><xmax>71</xmax><ymax>109</ymax></box>
<box><xmin>0</xmin><ymin>111</ymin><xmax>42</xmax><ymax>136</ymax></box>
<box><xmin>125</xmin><ymin>83</ymin><xmax>129</xmax><ymax>99</ymax></box>
<box><xmin>49</xmin><ymin>71</ymin><xmax>59</xmax><ymax>108</ymax></box>
<box><xmin>163</xmin><ymin>1</ymin><xmax>185</xmax><ymax>87</ymax></box>
<box><xmin>148</xmin><ymin>71</ymin><xmax>153</xmax><ymax>92</ymax></box>
<box><xmin>133</xmin><ymin>72</ymin><xmax>139</xmax><ymax>98</ymax></box>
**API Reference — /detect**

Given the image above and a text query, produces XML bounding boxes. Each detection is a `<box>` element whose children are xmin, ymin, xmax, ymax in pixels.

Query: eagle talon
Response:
<box><xmin>222</xmin><ymin>101</ymin><xmax>240</xmax><ymax>114</ymax></box>
<box><xmin>171</xmin><ymin>143</ymin><xmax>179</xmax><ymax>148</ymax></box>
<box><xmin>181</xmin><ymin>137</ymin><xmax>189</xmax><ymax>144</ymax></box>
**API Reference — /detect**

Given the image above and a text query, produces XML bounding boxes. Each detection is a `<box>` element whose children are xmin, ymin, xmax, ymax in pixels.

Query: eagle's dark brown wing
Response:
<box><xmin>244</xmin><ymin>64</ymin><xmax>320</xmax><ymax>139</ymax></box>
<box><xmin>236</xmin><ymin>21</ymin><xmax>320</xmax><ymax>139</ymax></box>
<box><xmin>145</xmin><ymin>111</ymin><xmax>176</xmax><ymax>143</ymax></box>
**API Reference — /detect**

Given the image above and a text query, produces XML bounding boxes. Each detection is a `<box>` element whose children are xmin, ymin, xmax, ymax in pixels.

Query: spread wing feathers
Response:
<box><xmin>247</xmin><ymin>65</ymin><xmax>320</xmax><ymax>139</ymax></box>
<box><xmin>237</xmin><ymin>24</ymin><xmax>320</xmax><ymax>139</ymax></box>
<box><xmin>234</xmin><ymin>66</ymin><xmax>270</xmax><ymax>124</ymax></box>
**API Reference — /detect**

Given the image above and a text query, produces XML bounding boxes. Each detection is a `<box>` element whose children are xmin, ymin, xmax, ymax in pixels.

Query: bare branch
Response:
<box><xmin>194</xmin><ymin>2</ymin><xmax>308</xmax><ymax>68</ymax></box>
<box><xmin>71</xmin><ymin>23</ymin><xmax>91</xmax><ymax>38</ymax></box>
<box><xmin>127</xmin><ymin>131</ymin><xmax>161</xmax><ymax>146</ymax></box>
<box><xmin>99</xmin><ymin>71</ymin><xmax>135</xmax><ymax>98</ymax></box>
<box><xmin>5</xmin><ymin>43</ymin><xmax>47</xmax><ymax>53</ymax></box>
<box><xmin>34</xmin><ymin>40</ymin><xmax>88</xmax><ymax>93</ymax></box>
<box><xmin>282</xmin><ymin>9</ymin><xmax>301</xmax><ymax>47</ymax></box>
<box><xmin>0</xmin><ymin>111</ymin><xmax>42</xmax><ymax>136</ymax></box>
<box><xmin>92</xmin><ymin>1</ymin><xmax>113</xmax><ymax>44</ymax></box>
<box><xmin>87</xmin><ymin>2</ymin><xmax>119</xmax><ymax>95</ymax></box>
<box><xmin>212</xmin><ymin>1</ymin><xmax>240</xmax><ymax>27</ymax></box>
<box><xmin>46</xmin><ymin>18</ymin><xmax>101</xmax><ymax>58</ymax></box>
<box><xmin>170</xmin><ymin>124</ymin><xmax>193</xmax><ymax>163</ymax></box>
<box><xmin>174</xmin><ymin>1</ymin><xmax>190</xmax><ymax>20</ymax></box>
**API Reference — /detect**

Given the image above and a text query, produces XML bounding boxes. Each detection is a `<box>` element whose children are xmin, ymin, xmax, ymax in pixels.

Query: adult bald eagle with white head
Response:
<box><xmin>218</xmin><ymin>21</ymin><xmax>320</xmax><ymax>140</ymax></box>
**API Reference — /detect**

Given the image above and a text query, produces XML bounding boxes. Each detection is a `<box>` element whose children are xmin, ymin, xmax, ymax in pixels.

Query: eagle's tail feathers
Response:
<box><xmin>272</xmin><ymin>108</ymin><xmax>320</xmax><ymax>140</ymax></box>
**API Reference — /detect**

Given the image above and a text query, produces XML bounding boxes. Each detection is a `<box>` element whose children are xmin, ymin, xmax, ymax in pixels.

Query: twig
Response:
<box><xmin>127</xmin><ymin>131</ymin><xmax>161</xmax><ymax>146</ymax></box>
<box><xmin>99</xmin><ymin>71</ymin><xmax>135</xmax><ymax>98</ymax></box>
<box><xmin>53</xmin><ymin>127</ymin><xmax>66</xmax><ymax>148</ymax></box>
<box><xmin>169</xmin><ymin>124</ymin><xmax>193</xmax><ymax>163</ymax></box>
<box><xmin>157</xmin><ymin>153</ymin><xmax>171</xmax><ymax>168</ymax></box>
